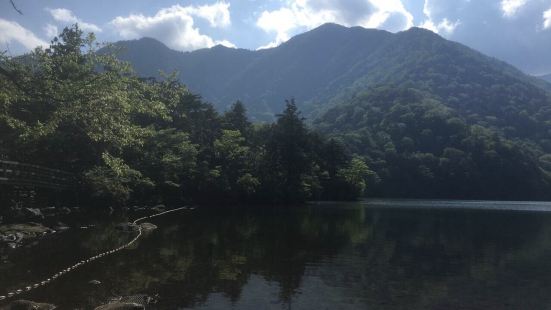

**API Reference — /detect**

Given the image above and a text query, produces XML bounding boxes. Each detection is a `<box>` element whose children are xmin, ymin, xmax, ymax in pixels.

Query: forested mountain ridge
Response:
<box><xmin>540</xmin><ymin>74</ymin><xmax>551</xmax><ymax>83</ymax></box>
<box><xmin>0</xmin><ymin>26</ymin><xmax>373</xmax><ymax>208</ymax></box>
<box><xmin>315</xmin><ymin>87</ymin><xmax>551</xmax><ymax>200</ymax></box>
<box><xmin>111</xmin><ymin>23</ymin><xmax>551</xmax><ymax>123</ymax></box>
<box><xmin>3</xmin><ymin>24</ymin><xmax>551</xmax><ymax>201</ymax></box>
<box><xmin>102</xmin><ymin>23</ymin><xmax>551</xmax><ymax>200</ymax></box>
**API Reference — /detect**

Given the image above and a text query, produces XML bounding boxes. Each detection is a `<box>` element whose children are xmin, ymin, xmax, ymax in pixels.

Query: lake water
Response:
<box><xmin>3</xmin><ymin>200</ymin><xmax>551</xmax><ymax>309</ymax></box>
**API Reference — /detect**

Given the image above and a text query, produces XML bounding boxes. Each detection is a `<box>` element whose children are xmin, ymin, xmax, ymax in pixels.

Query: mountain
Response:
<box><xmin>106</xmin><ymin>24</ymin><xmax>399</xmax><ymax>119</ymax></box>
<box><xmin>315</xmin><ymin>86</ymin><xmax>551</xmax><ymax>200</ymax></box>
<box><xmin>540</xmin><ymin>73</ymin><xmax>551</xmax><ymax>83</ymax></box>
<box><xmin>108</xmin><ymin>24</ymin><xmax>551</xmax><ymax>199</ymax></box>
<box><xmin>110</xmin><ymin>24</ymin><xmax>551</xmax><ymax>121</ymax></box>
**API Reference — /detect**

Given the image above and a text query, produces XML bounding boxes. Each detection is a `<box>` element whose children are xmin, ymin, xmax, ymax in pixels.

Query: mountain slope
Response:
<box><xmin>111</xmin><ymin>24</ymin><xmax>551</xmax><ymax>124</ymax></box>
<box><xmin>315</xmin><ymin>87</ymin><xmax>551</xmax><ymax>200</ymax></box>
<box><xmin>104</xmin><ymin>24</ymin><xmax>551</xmax><ymax>199</ymax></box>
<box><xmin>540</xmin><ymin>73</ymin><xmax>551</xmax><ymax>83</ymax></box>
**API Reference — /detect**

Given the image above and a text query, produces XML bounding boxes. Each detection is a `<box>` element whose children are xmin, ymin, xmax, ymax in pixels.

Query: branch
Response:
<box><xmin>10</xmin><ymin>0</ymin><xmax>23</xmax><ymax>15</ymax></box>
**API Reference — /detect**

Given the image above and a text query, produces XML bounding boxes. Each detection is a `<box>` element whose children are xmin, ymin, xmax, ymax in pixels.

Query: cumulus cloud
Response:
<box><xmin>188</xmin><ymin>1</ymin><xmax>231</xmax><ymax>27</ymax></box>
<box><xmin>544</xmin><ymin>7</ymin><xmax>551</xmax><ymax>29</ymax></box>
<box><xmin>256</xmin><ymin>0</ymin><xmax>413</xmax><ymax>49</ymax></box>
<box><xmin>418</xmin><ymin>0</ymin><xmax>551</xmax><ymax>74</ymax></box>
<box><xmin>216</xmin><ymin>39</ymin><xmax>237</xmax><ymax>48</ymax></box>
<box><xmin>420</xmin><ymin>0</ymin><xmax>460</xmax><ymax>35</ymax></box>
<box><xmin>109</xmin><ymin>2</ymin><xmax>234</xmax><ymax>51</ymax></box>
<box><xmin>420</xmin><ymin>18</ymin><xmax>459</xmax><ymax>34</ymax></box>
<box><xmin>501</xmin><ymin>0</ymin><xmax>528</xmax><ymax>17</ymax></box>
<box><xmin>0</xmin><ymin>19</ymin><xmax>48</xmax><ymax>50</ymax></box>
<box><xmin>47</xmin><ymin>8</ymin><xmax>102</xmax><ymax>33</ymax></box>
<box><xmin>43</xmin><ymin>23</ymin><xmax>59</xmax><ymax>38</ymax></box>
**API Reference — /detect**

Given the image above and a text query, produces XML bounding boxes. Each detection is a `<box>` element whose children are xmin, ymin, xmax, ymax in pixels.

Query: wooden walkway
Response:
<box><xmin>0</xmin><ymin>160</ymin><xmax>75</xmax><ymax>190</ymax></box>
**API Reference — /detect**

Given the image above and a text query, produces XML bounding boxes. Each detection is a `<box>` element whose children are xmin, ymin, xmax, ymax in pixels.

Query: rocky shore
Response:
<box><xmin>0</xmin><ymin>293</ymin><xmax>159</xmax><ymax>309</ymax></box>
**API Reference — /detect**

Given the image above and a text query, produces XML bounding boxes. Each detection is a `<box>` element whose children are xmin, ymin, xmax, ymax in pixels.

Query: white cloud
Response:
<box><xmin>109</xmin><ymin>2</ymin><xmax>234</xmax><ymax>51</ymax></box>
<box><xmin>544</xmin><ymin>7</ymin><xmax>551</xmax><ymax>29</ymax></box>
<box><xmin>188</xmin><ymin>2</ymin><xmax>231</xmax><ymax>28</ymax></box>
<box><xmin>43</xmin><ymin>23</ymin><xmax>59</xmax><ymax>38</ymax></box>
<box><xmin>0</xmin><ymin>19</ymin><xmax>48</xmax><ymax>51</ymax></box>
<box><xmin>47</xmin><ymin>8</ymin><xmax>102</xmax><ymax>33</ymax></box>
<box><xmin>216</xmin><ymin>39</ymin><xmax>236</xmax><ymax>48</ymax></box>
<box><xmin>501</xmin><ymin>0</ymin><xmax>528</xmax><ymax>18</ymax></box>
<box><xmin>420</xmin><ymin>18</ymin><xmax>459</xmax><ymax>34</ymax></box>
<box><xmin>420</xmin><ymin>0</ymin><xmax>460</xmax><ymax>35</ymax></box>
<box><xmin>256</xmin><ymin>0</ymin><xmax>413</xmax><ymax>49</ymax></box>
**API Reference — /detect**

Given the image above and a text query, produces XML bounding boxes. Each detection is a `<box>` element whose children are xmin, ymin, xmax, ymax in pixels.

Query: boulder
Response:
<box><xmin>94</xmin><ymin>303</ymin><xmax>144</xmax><ymax>310</ymax></box>
<box><xmin>139</xmin><ymin>223</ymin><xmax>157</xmax><ymax>231</ymax></box>
<box><xmin>151</xmin><ymin>204</ymin><xmax>166</xmax><ymax>213</ymax></box>
<box><xmin>0</xmin><ymin>300</ymin><xmax>56</xmax><ymax>310</ymax></box>
<box><xmin>53</xmin><ymin>222</ymin><xmax>70</xmax><ymax>231</ymax></box>
<box><xmin>0</xmin><ymin>223</ymin><xmax>53</xmax><ymax>248</ymax></box>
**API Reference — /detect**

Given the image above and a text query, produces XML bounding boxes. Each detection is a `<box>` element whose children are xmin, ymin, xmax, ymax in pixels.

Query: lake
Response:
<box><xmin>2</xmin><ymin>199</ymin><xmax>551</xmax><ymax>309</ymax></box>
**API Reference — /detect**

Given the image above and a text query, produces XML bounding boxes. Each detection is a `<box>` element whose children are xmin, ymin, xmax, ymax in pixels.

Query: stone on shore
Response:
<box><xmin>139</xmin><ymin>223</ymin><xmax>157</xmax><ymax>231</ymax></box>
<box><xmin>94</xmin><ymin>302</ymin><xmax>144</xmax><ymax>310</ymax></box>
<box><xmin>0</xmin><ymin>300</ymin><xmax>56</xmax><ymax>310</ymax></box>
<box><xmin>0</xmin><ymin>223</ymin><xmax>54</xmax><ymax>248</ymax></box>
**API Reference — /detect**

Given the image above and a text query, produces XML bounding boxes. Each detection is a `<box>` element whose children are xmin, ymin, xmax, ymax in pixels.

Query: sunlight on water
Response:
<box><xmin>364</xmin><ymin>199</ymin><xmax>551</xmax><ymax>212</ymax></box>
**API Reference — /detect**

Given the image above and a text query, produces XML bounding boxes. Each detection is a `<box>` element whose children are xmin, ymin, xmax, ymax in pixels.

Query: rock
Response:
<box><xmin>109</xmin><ymin>294</ymin><xmax>158</xmax><ymax>306</ymax></box>
<box><xmin>0</xmin><ymin>234</ymin><xmax>17</xmax><ymax>242</ymax></box>
<box><xmin>0</xmin><ymin>300</ymin><xmax>56</xmax><ymax>310</ymax></box>
<box><xmin>139</xmin><ymin>223</ymin><xmax>157</xmax><ymax>231</ymax></box>
<box><xmin>53</xmin><ymin>222</ymin><xmax>70</xmax><ymax>231</ymax></box>
<box><xmin>22</xmin><ymin>208</ymin><xmax>43</xmax><ymax>220</ymax></box>
<box><xmin>94</xmin><ymin>303</ymin><xmax>144</xmax><ymax>310</ymax></box>
<box><xmin>0</xmin><ymin>223</ymin><xmax>54</xmax><ymax>248</ymax></box>
<box><xmin>88</xmin><ymin>279</ymin><xmax>101</xmax><ymax>285</ymax></box>
<box><xmin>151</xmin><ymin>204</ymin><xmax>166</xmax><ymax>213</ymax></box>
<box><xmin>114</xmin><ymin>223</ymin><xmax>139</xmax><ymax>232</ymax></box>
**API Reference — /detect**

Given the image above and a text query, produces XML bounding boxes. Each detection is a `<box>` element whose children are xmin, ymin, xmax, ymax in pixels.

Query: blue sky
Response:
<box><xmin>1</xmin><ymin>0</ymin><xmax>551</xmax><ymax>74</ymax></box>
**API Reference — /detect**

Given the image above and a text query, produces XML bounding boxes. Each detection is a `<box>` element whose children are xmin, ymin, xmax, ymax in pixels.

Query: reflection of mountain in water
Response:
<box><xmin>3</xmin><ymin>202</ymin><xmax>551</xmax><ymax>309</ymax></box>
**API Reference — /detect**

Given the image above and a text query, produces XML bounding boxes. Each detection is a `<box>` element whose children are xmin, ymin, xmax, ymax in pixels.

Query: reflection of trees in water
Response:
<box><xmin>314</xmin><ymin>209</ymin><xmax>551</xmax><ymax>310</ymax></box>
<box><xmin>59</xmin><ymin>206</ymin><xmax>551</xmax><ymax>309</ymax></box>
<box><xmin>67</xmin><ymin>205</ymin><xmax>370</xmax><ymax>308</ymax></box>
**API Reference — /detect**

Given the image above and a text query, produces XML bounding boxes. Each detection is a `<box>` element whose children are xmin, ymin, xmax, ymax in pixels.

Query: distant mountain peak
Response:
<box><xmin>314</xmin><ymin>22</ymin><xmax>348</xmax><ymax>30</ymax></box>
<box><xmin>109</xmin><ymin>22</ymin><xmax>551</xmax><ymax>123</ymax></box>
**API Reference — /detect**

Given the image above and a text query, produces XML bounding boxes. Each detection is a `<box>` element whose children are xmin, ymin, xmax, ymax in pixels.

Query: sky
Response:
<box><xmin>1</xmin><ymin>0</ymin><xmax>551</xmax><ymax>75</ymax></box>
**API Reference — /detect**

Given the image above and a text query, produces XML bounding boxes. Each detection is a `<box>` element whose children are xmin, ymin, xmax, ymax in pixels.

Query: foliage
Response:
<box><xmin>315</xmin><ymin>87</ymin><xmax>551</xmax><ymax>200</ymax></box>
<box><xmin>0</xmin><ymin>25</ymin><xmax>369</xmax><ymax>206</ymax></box>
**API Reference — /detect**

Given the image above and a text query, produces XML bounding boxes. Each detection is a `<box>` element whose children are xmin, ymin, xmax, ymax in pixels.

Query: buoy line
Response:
<box><xmin>0</xmin><ymin>206</ymin><xmax>194</xmax><ymax>302</ymax></box>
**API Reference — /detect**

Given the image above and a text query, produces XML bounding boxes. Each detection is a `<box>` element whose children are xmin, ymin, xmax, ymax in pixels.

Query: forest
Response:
<box><xmin>0</xmin><ymin>25</ymin><xmax>372</xmax><ymax>207</ymax></box>
<box><xmin>2</xmin><ymin>25</ymin><xmax>551</xmax><ymax>207</ymax></box>
<box><xmin>315</xmin><ymin>87</ymin><xmax>551</xmax><ymax>200</ymax></box>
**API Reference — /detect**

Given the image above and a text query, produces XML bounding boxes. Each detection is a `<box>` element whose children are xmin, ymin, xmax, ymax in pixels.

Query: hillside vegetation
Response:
<box><xmin>0</xmin><ymin>26</ymin><xmax>372</xmax><ymax>207</ymax></box>
<box><xmin>3</xmin><ymin>23</ymin><xmax>551</xmax><ymax>201</ymax></box>
<box><xmin>315</xmin><ymin>87</ymin><xmax>551</xmax><ymax>199</ymax></box>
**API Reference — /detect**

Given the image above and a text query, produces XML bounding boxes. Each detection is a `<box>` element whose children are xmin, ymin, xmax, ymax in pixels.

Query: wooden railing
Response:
<box><xmin>0</xmin><ymin>160</ymin><xmax>75</xmax><ymax>190</ymax></box>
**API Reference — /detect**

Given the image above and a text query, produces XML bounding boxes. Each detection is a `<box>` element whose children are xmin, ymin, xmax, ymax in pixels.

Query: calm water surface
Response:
<box><xmin>2</xmin><ymin>200</ymin><xmax>551</xmax><ymax>309</ymax></box>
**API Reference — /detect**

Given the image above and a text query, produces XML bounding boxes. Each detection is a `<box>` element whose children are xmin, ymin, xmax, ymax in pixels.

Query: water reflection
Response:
<box><xmin>2</xmin><ymin>201</ymin><xmax>551</xmax><ymax>309</ymax></box>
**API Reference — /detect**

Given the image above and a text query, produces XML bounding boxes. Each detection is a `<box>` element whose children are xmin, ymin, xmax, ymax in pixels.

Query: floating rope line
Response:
<box><xmin>0</xmin><ymin>206</ymin><xmax>194</xmax><ymax>302</ymax></box>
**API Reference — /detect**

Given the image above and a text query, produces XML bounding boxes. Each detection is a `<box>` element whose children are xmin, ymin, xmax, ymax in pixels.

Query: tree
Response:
<box><xmin>222</xmin><ymin>101</ymin><xmax>252</xmax><ymax>137</ymax></box>
<box><xmin>261</xmin><ymin>99</ymin><xmax>318</xmax><ymax>202</ymax></box>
